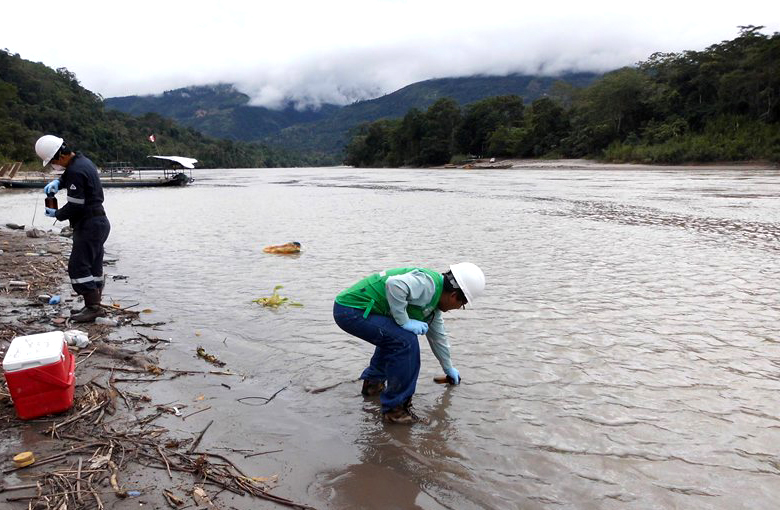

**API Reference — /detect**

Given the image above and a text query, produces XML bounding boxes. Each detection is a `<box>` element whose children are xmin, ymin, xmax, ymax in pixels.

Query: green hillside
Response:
<box><xmin>345</xmin><ymin>27</ymin><xmax>780</xmax><ymax>167</ymax></box>
<box><xmin>105</xmin><ymin>73</ymin><xmax>599</xmax><ymax>157</ymax></box>
<box><xmin>267</xmin><ymin>73</ymin><xmax>599</xmax><ymax>155</ymax></box>
<box><xmin>0</xmin><ymin>51</ymin><xmax>326</xmax><ymax>168</ymax></box>
<box><xmin>106</xmin><ymin>85</ymin><xmax>340</xmax><ymax>141</ymax></box>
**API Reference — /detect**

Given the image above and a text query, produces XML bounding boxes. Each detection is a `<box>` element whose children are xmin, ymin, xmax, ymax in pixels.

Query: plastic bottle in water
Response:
<box><xmin>94</xmin><ymin>317</ymin><xmax>119</xmax><ymax>326</ymax></box>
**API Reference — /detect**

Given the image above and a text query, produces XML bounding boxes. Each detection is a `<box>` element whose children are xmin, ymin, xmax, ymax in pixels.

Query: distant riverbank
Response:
<box><xmin>437</xmin><ymin>157</ymin><xmax>779</xmax><ymax>171</ymax></box>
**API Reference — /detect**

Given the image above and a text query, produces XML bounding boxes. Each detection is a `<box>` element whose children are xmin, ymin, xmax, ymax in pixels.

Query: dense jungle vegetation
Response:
<box><xmin>0</xmin><ymin>50</ymin><xmax>325</xmax><ymax>168</ymax></box>
<box><xmin>345</xmin><ymin>27</ymin><xmax>780</xmax><ymax>167</ymax></box>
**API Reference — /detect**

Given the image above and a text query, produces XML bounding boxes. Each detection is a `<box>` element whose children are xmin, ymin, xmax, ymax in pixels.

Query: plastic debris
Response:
<box><xmin>127</xmin><ymin>490</ymin><xmax>141</xmax><ymax>497</ymax></box>
<box><xmin>95</xmin><ymin>317</ymin><xmax>119</xmax><ymax>326</ymax></box>
<box><xmin>49</xmin><ymin>295</ymin><xmax>61</xmax><ymax>305</ymax></box>
<box><xmin>263</xmin><ymin>241</ymin><xmax>301</xmax><ymax>254</ymax></box>
<box><xmin>13</xmin><ymin>451</ymin><xmax>35</xmax><ymax>468</ymax></box>
<box><xmin>64</xmin><ymin>330</ymin><xmax>90</xmax><ymax>348</ymax></box>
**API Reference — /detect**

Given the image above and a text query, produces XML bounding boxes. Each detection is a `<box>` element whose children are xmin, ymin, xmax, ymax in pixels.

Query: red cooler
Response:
<box><xmin>2</xmin><ymin>332</ymin><xmax>75</xmax><ymax>420</ymax></box>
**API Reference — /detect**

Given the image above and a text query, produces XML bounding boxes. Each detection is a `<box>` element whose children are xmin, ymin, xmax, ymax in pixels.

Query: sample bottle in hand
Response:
<box><xmin>45</xmin><ymin>192</ymin><xmax>58</xmax><ymax>210</ymax></box>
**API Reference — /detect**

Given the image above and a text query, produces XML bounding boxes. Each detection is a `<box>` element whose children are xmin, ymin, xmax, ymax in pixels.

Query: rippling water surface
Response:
<box><xmin>2</xmin><ymin>165</ymin><xmax>779</xmax><ymax>509</ymax></box>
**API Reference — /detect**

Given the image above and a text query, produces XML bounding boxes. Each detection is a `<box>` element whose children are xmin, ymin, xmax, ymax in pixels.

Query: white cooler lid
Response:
<box><xmin>2</xmin><ymin>331</ymin><xmax>66</xmax><ymax>372</ymax></box>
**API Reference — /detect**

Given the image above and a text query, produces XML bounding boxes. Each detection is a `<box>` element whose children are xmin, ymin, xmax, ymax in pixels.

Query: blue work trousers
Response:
<box><xmin>70</xmin><ymin>216</ymin><xmax>111</xmax><ymax>295</ymax></box>
<box><xmin>333</xmin><ymin>302</ymin><xmax>420</xmax><ymax>412</ymax></box>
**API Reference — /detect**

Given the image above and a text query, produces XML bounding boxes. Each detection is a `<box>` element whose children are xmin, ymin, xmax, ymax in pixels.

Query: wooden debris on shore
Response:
<box><xmin>0</xmin><ymin>229</ymin><xmax>316</xmax><ymax>510</ymax></box>
<box><xmin>0</xmin><ymin>355</ymin><xmax>314</xmax><ymax>510</ymax></box>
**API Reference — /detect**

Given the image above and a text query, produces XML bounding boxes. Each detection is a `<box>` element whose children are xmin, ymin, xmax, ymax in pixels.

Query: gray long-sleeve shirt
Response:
<box><xmin>385</xmin><ymin>269</ymin><xmax>453</xmax><ymax>370</ymax></box>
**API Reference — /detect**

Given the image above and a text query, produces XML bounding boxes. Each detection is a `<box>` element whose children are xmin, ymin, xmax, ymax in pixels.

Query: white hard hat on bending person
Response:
<box><xmin>449</xmin><ymin>262</ymin><xmax>485</xmax><ymax>303</ymax></box>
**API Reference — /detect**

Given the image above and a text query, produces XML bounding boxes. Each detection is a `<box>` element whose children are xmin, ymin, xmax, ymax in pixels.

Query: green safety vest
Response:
<box><xmin>336</xmin><ymin>267</ymin><xmax>443</xmax><ymax>320</ymax></box>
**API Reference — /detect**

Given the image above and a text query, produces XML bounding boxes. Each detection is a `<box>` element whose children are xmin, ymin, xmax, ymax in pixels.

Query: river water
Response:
<box><xmin>1</xmin><ymin>163</ymin><xmax>779</xmax><ymax>509</ymax></box>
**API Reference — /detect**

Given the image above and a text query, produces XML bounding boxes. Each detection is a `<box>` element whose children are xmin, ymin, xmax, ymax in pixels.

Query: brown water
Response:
<box><xmin>2</xmin><ymin>164</ymin><xmax>779</xmax><ymax>509</ymax></box>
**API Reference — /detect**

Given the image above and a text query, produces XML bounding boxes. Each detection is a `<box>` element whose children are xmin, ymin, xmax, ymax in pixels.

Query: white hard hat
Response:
<box><xmin>450</xmin><ymin>262</ymin><xmax>485</xmax><ymax>303</ymax></box>
<box><xmin>34</xmin><ymin>135</ymin><xmax>64</xmax><ymax>166</ymax></box>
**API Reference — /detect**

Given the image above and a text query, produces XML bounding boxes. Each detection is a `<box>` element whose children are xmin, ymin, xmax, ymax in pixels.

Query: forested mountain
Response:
<box><xmin>266</xmin><ymin>73</ymin><xmax>599</xmax><ymax>154</ymax></box>
<box><xmin>0</xmin><ymin>51</ymin><xmax>327</xmax><ymax>168</ymax></box>
<box><xmin>105</xmin><ymin>85</ymin><xmax>341</xmax><ymax>141</ymax></box>
<box><xmin>105</xmin><ymin>73</ymin><xmax>599</xmax><ymax>156</ymax></box>
<box><xmin>345</xmin><ymin>27</ymin><xmax>780</xmax><ymax>167</ymax></box>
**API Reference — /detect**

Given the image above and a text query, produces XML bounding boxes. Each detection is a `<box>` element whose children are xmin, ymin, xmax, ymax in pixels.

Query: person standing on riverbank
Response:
<box><xmin>333</xmin><ymin>263</ymin><xmax>485</xmax><ymax>424</ymax></box>
<box><xmin>35</xmin><ymin>135</ymin><xmax>111</xmax><ymax>322</ymax></box>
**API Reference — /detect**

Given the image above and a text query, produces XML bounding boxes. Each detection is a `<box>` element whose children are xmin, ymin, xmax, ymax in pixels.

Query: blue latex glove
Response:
<box><xmin>44</xmin><ymin>179</ymin><xmax>59</xmax><ymax>195</ymax></box>
<box><xmin>45</xmin><ymin>207</ymin><xmax>57</xmax><ymax>218</ymax></box>
<box><xmin>401</xmin><ymin>319</ymin><xmax>428</xmax><ymax>335</ymax></box>
<box><xmin>444</xmin><ymin>367</ymin><xmax>460</xmax><ymax>385</ymax></box>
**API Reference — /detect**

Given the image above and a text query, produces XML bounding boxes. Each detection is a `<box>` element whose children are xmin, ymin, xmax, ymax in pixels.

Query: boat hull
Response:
<box><xmin>0</xmin><ymin>173</ymin><xmax>192</xmax><ymax>189</ymax></box>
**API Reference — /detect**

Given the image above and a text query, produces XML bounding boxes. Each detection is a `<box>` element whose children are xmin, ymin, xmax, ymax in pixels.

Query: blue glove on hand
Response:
<box><xmin>401</xmin><ymin>319</ymin><xmax>428</xmax><ymax>335</ymax></box>
<box><xmin>44</xmin><ymin>179</ymin><xmax>59</xmax><ymax>195</ymax></box>
<box><xmin>444</xmin><ymin>367</ymin><xmax>460</xmax><ymax>385</ymax></box>
<box><xmin>45</xmin><ymin>207</ymin><xmax>57</xmax><ymax>218</ymax></box>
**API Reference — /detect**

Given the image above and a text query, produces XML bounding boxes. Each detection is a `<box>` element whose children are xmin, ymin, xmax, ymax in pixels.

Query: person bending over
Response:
<box><xmin>333</xmin><ymin>263</ymin><xmax>485</xmax><ymax>424</ymax></box>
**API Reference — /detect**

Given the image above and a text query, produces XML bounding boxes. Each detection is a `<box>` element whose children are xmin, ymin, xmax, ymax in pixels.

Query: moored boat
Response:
<box><xmin>0</xmin><ymin>155</ymin><xmax>197</xmax><ymax>188</ymax></box>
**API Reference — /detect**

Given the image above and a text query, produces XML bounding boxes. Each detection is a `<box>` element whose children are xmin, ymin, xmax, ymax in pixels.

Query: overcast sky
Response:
<box><xmin>4</xmin><ymin>1</ymin><xmax>778</xmax><ymax>109</ymax></box>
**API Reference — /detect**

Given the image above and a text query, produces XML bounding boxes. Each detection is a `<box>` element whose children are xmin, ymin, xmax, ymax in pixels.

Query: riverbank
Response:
<box><xmin>0</xmin><ymin>226</ymin><xmax>314</xmax><ymax>509</ymax></box>
<box><xmin>442</xmin><ymin>157</ymin><xmax>780</xmax><ymax>171</ymax></box>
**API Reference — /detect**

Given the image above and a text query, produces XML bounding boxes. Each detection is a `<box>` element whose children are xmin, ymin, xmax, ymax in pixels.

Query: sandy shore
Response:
<box><xmin>0</xmin><ymin>225</ymin><xmax>314</xmax><ymax>510</ymax></box>
<box><xmin>441</xmin><ymin>157</ymin><xmax>779</xmax><ymax>171</ymax></box>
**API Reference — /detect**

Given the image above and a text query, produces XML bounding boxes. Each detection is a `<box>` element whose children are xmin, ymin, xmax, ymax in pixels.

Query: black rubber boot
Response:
<box><xmin>71</xmin><ymin>289</ymin><xmax>106</xmax><ymax>323</ymax></box>
<box><xmin>71</xmin><ymin>286</ymin><xmax>103</xmax><ymax>315</ymax></box>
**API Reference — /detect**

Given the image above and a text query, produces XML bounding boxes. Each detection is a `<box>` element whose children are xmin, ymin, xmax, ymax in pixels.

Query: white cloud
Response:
<box><xmin>3</xmin><ymin>0</ymin><xmax>778</xmax><ymax>109</ymax></box>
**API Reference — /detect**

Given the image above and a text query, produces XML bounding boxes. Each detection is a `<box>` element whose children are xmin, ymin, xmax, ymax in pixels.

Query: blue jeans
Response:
<box><xmin>333</xmin><ymin>302</ymin><xmax>420</xmax><ymax>412</ymax></box>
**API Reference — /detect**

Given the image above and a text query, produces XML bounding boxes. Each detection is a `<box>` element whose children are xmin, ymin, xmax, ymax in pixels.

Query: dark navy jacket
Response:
<box><xmin>54</xmin><ymin>153</ymin><xmax>106</xmax><ymax>228</ymax></box>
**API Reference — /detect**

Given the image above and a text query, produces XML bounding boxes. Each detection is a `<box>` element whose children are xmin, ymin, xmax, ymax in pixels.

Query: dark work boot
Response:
<box><xmin>71</xmin><ymin>289</ymin><xmax>106</xmax><ymax>323</ymax></box>
<box><xmin>70</xmin><ymin>286</ymin><xmax>101</xmax><ymax>314</ymax></box>
<box><xmin>382</xmin><ymin>403</ymin><xmax>423</xmax><ymax>425</ymax></box>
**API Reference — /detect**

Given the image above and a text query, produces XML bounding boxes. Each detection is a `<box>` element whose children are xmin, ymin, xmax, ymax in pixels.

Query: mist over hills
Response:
<box><xmin>106</xmin><ymin>84</ymin><xmax>341</xmax><ymax>142</ymax></box>
<box><xmin>105</xmin><ymin>72</ymin><xmax>599</xmax><ymax>156</ymax></box>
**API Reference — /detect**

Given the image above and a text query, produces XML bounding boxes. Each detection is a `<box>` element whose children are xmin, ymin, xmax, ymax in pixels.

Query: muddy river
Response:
<box><xmin>2</xmin><ymin>163</ymin><xmax>779</xmax><ymax>509</ymax></box>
